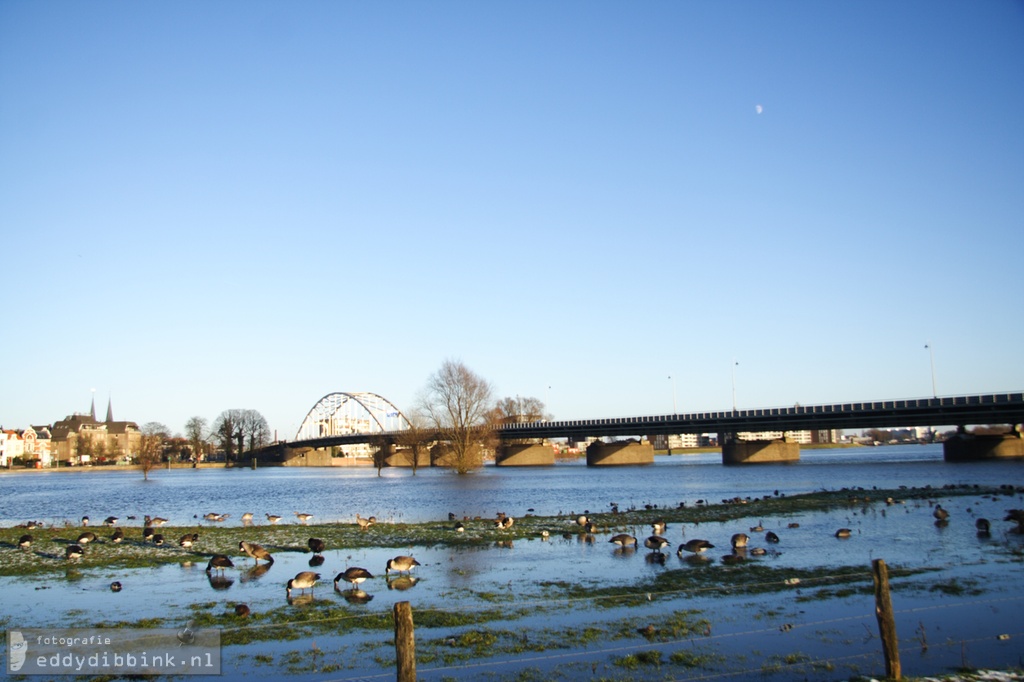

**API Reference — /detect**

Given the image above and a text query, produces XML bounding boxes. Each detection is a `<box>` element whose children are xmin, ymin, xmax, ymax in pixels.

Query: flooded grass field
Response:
<box><xmin>2</xmin><ymin>446</ymin><xmax>1024</xmax><ymax>680</ymax></box>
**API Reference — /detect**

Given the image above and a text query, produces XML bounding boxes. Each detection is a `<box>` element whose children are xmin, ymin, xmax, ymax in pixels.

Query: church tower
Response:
<box><xmin>106</xmin><ymin>396</ymin><xmax>114</xmax><ymax>423</ymax></box>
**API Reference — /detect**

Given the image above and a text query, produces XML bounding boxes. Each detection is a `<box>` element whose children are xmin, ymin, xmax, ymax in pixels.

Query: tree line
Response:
<box><xmin>137</xmin><ymin>358</ymin><xmax>547</xmax><ymax>479</ymax></box>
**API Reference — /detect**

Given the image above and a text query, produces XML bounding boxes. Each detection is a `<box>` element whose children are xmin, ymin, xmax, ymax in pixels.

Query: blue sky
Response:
<box><xmin>2</xmin><ymin>1</ymin><xmax>1022</xmax><ymax>439</ymax></box>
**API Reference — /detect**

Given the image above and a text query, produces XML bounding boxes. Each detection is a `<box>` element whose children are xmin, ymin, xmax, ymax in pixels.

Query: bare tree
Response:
<box><xmin>490</xmin><ymin>395</ymin><xmax>550</xmax><ymax>424</ymax></box>
<box><xmin>370</xmin><ymin>434</ymin><xmax>389</xmax><ymax>477</ymax></box>
<box><xmin>184</xmin><ymin>416</ymin><xmax>208</xmax><ymax>463</ymax></box>
<box><xmin>212</xmin><ymin>410</ymin><xmax>244</xmax><ymax>464</ymax></box>
<box><xmin>139</xmin><ymin>422</ymin><xmax>169</xmax><ymax>480</ymax></box>
<box><xmin>239</xmin><ymin>409</ymin><xmax>270</xmax><ymax>452</ymax></box>
<box><xmin>418</xmin><ymin>359</ymin><xmax>495</xmax><ymax>475</ymax></box>
<box><xmin>395</xmin><ymin>409</ymin><xmax>432</xmax><ymax>475</ymax></box>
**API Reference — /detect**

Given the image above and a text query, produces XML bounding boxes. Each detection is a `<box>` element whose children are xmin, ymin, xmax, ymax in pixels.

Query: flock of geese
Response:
<box><xmin>12</xmin><ymin>498</ymin><xmax>1024</xmax><ymax>609</ymax></box>
<box><xmin>12</xmin><ymin>511</ymin><xmax>418</xmax><ymax>607</ymax></box>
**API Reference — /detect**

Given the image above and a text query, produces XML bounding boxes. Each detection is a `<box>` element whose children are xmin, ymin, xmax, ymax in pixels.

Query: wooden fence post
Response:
<box><xmin>394</xmin><ymin>600</ymin><xmax>416</xmax><ymax>682</ymax></box>
<box><xmin>872</xmin><ymin>558</ymin><xmax>901</xmax><ymax>679</ymax></box>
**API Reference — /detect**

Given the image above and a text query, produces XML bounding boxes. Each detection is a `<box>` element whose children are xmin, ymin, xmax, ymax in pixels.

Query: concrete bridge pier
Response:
<box><xmin>585</xmin><ymin>440</ymin><xmax>654</xmax><ymax>466</ymax></box>
<box><xmin>496</xmin><ymin>443</ymin><xmax>555</xmax><ymax>466</ymax></box>
<box><xmin>943</xmin><ymin>429</ymin><xmax>1024</xmax><ymax>461</ymax></box>
<box><xmin>720</xmin><ymin>433</ymin><xmax>800</xmax><ymax>465</ymax></box>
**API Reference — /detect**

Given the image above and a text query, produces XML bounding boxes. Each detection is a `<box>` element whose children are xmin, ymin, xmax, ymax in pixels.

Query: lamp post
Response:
<box><xmin>668</xmin><ymin>375</ymin><xmax>678</xmax><ymax>414</ymax></box>
<box><xmin>924</xmin><ymin>343</ymin><xmax>937</xmax><ymax>398</ymax></box>
<box><xmin>731</xmin><ymin>360</ymin><xmax>738</xmax><ymax>413</ymax></box>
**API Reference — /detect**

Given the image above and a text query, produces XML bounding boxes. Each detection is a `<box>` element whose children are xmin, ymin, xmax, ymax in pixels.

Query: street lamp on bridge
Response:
<box><xmin>925</xmin><ymin>342</ymin><xmax>937</xmax><ymax>398</ymax></box>
<box><xmin>731</xmin><ymin>360</ymin><xmax>739</xmax><ymax>413</ymax></box>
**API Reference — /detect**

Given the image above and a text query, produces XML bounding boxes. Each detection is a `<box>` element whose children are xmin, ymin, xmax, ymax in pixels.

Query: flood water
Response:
<box><xmin>2</xmin><ymin>444</ymin><xmax>1022</xmax><ymax>527</ymax></box>
<box><xmin>2</xmin><ymin>444</ymin><xmax>1023</xmax><ymax>681</ymax></box>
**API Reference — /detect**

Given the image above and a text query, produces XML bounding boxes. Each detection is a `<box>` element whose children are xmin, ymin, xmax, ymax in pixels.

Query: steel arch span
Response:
<box><xmin>295</xmin><ymin>392</ymin><xmax>411</xmax><ymax>442</ymax></box>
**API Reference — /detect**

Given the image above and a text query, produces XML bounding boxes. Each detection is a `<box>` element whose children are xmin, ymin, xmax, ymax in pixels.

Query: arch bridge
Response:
<box><xmin>296</xmin><ymin>392</ymin><xmax>411</xmax><ymax>442</ymax></box>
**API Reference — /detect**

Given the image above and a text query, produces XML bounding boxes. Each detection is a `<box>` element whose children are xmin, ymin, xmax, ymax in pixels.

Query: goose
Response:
<box><xmin>583</xmin><ymin>521</ymin><xmax>597</xmax><ymax>534</ymax></box>
<box><xmin>501</xmin><ymin>516</ymin><xmax>515</xmax><ymax>529</ymax></box>
<box><xmin>933</xmin><ymin>505</ymin><xmax>950</xmax><ymax>521</ymax></box>
<box><xmin>110</xmin><ymin>528</ymin><xmax>125</xmax><ymax>543</ymax></box>
<box><xmin>179</xmin><ymin>533</ymin><xmax>200</xmax><ymax>549</ymax></box>
<box><xmin>142</xmin><ymin>527</ymin><xmax>155</xmax><ymax>541</ymax></box>
<box><xmin>750</xmin><ymin>547</ymin><xmax>767</xmax><ymax>556</ymax></box>
<box><xmin>145</xmin><ymin>516</ymin><xmax>168</xmax><ymax>527</ymax></box>
<box><xmin>265</xmin><ymin>514</ymin><xmax>282</xmax><ymax>524</ymax></box>
<box><xmin>355</xmin><ymin>514</ymin><xmax>374</xmax><ymax>530</ymax></box>
<box><xmin>453</xmin><ymin>522</ymin><xmax>465</xmax><ymax>532</ymax></box>
<box><xmin>731</xmin><ymin>533</ymin><xmax>749</xmax><ymax>549</ymax></box>
<box><xmin>975</xmin><ymin>518</ymin><xmax>991</xmax><ymax>534</ymax></box>
<box><xmin>65</xmin><ymin>544</ymin><xmax>84</xmax><ymax>559</ymax></box>
<box><xmin>294</xmin><ymin>512</ymin><xmax>314</xmax><ymax>524</ymax></box>
<box><xmin>77</xmin><ymin>531</ymin><xmax>97</xmax><ymax>545</ymax></box>
<box><xmin>206</xmin><ymin>555</ymin><xmax>234</xmax><ymax>574</ymax></box>
<box><xmin>1004</xmin><ymin>509</ymin><xmax>1024</xmax><ymax>532</ymax></box>
<box><xmin>678</xmin><ymin>539</ymin><xmax>715</xmax><ymax>555</ymax></box>
<box><xmin>81</xmin><ymin>516</ymin><xmax>90</xmax><ymax>526</ymax></box>
<box><xmin>385</xmin><ymin>555</ymin><xmax>420</xmax><ymax>575</ymax></box>
<box><xmin>750</xmin><ymin>521</ymin><xmax>764</xmax><ymax>532</ymax></box>
<box><xmin>835</xmin><ymin>528</ymin><xmax>852</xmax><ymax>539</ymax></box>
<box><xmin>307</xmin><ymin>538</ymin><xmax>325</xmax><ymax>554</ymax></box>
<box><xmin>334</xmin><ymin>567</ymin><xmax>374</xmax><ymax>588</ymax></box>
<box><xmin>609</xmin><ymin>534</ymin><xmax>638</xmax><ymax>547</ymax></box>
<box><xmin>110</xmin><ymin>581</ymin><xmax>122</xmax><ymax>592</ymax></box>
<box><xmin>152</xmin><ymin>534</ymin><xmax>165</xmax><ymax>546</ymax></box>
<box><xmin>18</xmin><ymin>534</ymin><xmax>32</xmax><ymax>549</ymax></box>
<box><xmin>234</xmin><ymin>604</ymin><xmax>250</xmax><ymax>617</ymax></box>
<box><xmin>575</xmin><ymin>515</ymin><xmax>589</xmax><ymax>527</ymax></box>
<box><xmin>103</xmin><ymin>516</ymin><xmax>118</xmax><ymax>526</ymax></box>
<box><xmin>644</xmin><ymin>535</ymin><xmax>670</xmax><ymax>551</ymax></box>
<box><xmin>240</xmin><ymin>512</ymin><xmax>254</xmax><ymax>524</ymax></box>
<box><xmin>652</xmin><ymin>520</ymin><xmax>667</xmax><ymax>535</ymax></box>
<box><xmin>204</xmin><ymin>513</ymin><xmax>229</xmax><ymax>522</ymax></box>
<box><xmin>286</xmin><ymin>571</ymin><xmax>320</xmax><ymax>596</ymax></box>
<box><xmin>239</xmin><ymin>541</ymin><xmax>274</xmax><ymax>564</ymax></box>
<box><xmin>765</xmin><ymin>531</ymin><xmax>780</xmax><ymax>543</ymax></box>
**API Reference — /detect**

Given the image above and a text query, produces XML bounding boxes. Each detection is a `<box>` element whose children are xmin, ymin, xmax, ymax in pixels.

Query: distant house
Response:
<box><xmin>19</xmin><ymin>426</ymin><xmax>52</xmax><ymax>466</ymax></box>
<box><xmin>1</xmin><ymin>430</ymin><xmax>24</xmax><ymax>467</ymax></box>
<box><xmin>49</xmin><ymin>397</ymin><xmax>141</xmax><ymax>465</ymax></box>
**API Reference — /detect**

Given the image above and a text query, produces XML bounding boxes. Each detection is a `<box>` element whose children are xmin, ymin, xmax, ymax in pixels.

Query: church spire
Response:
<box><xmin>106</xmin><ymin>396</ymin><xmax>114</xmax><ymax>423</ymax></box>
<box><xmin>90</xmin><ymin>393</ymin><xmax>96</xmax><ymax>421</ymax></box>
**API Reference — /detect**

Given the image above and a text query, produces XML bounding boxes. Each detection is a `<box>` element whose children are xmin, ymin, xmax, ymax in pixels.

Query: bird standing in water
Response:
<box><xmin>286</xmin><ymin>571</ymin><xmax>320</xmax><ymax>596</ymax></box>
<box><xmin>335</xmin><ymin>567</ymin><xmax>374</xmax><ymax>589</ymax></box>
<box><xmin>239</xmin><ymin>541</ymin><xmax>274</xmax><ymax>564</ymax></box>
<box><xmin>385</xmin><ymin>556</ymin><xmax>420</xmax><ymax>575</ymax></box>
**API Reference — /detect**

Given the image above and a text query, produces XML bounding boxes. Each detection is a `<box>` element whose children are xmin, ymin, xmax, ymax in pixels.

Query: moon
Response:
<box><xmin>755</xmin><ymin>104</ymin><xmax>763</xmax><ymax>114</ymax></box>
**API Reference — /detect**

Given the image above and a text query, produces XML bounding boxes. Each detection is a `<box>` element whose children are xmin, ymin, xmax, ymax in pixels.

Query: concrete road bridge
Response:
<box><xmin>251</xmin><ymin>392</ymin><xmax>1024</xmax><ymax>467</ymax></box>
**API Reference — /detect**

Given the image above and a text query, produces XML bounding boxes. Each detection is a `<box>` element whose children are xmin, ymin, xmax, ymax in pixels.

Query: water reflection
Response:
<box><xmin>207</xmin><ymin>574</ymin><xmax>234</xmax><ymax>591</ymax></box>
<box><xmin>341</xmin><ymin>589</ymin><xmax>374</xmax><ymax>605</ymax></box>
<box><xmin>240</xmin><ymin>563</ymin><xmax>272</xmax><ymax>582</ymax></box>
<box><xmin>611</xmin><ymin>546</ymin><xmax>636</xmax><ymax>559</ymax></box>
<box><xmin>386</xmin><ymin>575</ymin><xmax>419</xmax><ymax>591</ymax></box>
<box><xmin>644</xmin><ymin>551</ymin><xmax>667</xmax><ymax>566</ymax></box>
